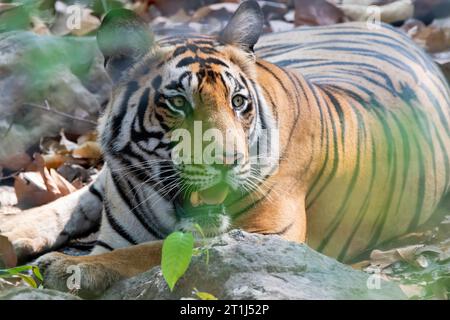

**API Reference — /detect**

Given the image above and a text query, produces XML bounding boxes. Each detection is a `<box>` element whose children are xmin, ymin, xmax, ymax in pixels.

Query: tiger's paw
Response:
<box><xmin>0</xmin><ymin>231</ymin><xmax>47</xmax><ymax>267</ymax></box>
<box><xmin>35</xmin><ymin>252</ymin><xmax>122</xmax><ymax>298</ymax></box>
<box><xmin>0</xmin><ymin>212</ymin><xmax>55</xmax><ymax>262</ymax></box>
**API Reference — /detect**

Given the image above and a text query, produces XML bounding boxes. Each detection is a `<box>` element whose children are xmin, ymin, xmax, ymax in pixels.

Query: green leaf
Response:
<box><xmin>32</xmin><ymin>266</ymin><xmax>44</xmax><ymax>282</ymax></box>
<box><xmin>0</xmin><ymin>265</ymin><xmax>43</xmax><ymax>287</ymax></box>
<box><xmin>194</xmin><ymin>288</ymin><xmax>218</xmax><ymax>300</ymax></box>
<box><xmin>17</xmin><ymin>274</ymin><xmax>38</xmax><ymax>288</ymax></box>
<box><xmin>0</xmin><ymin>265</ymin><xmax>34</xmax><ymax>277</ymax></box>
<box><xmin>193</xmin><ymin>224</ymin><xmax>209</xmax><ymax>264</ymax></box>
<box><xmin>162</xmin><ymin>231</ymin><xmax>194</xmax><ymax>291</ymax></box>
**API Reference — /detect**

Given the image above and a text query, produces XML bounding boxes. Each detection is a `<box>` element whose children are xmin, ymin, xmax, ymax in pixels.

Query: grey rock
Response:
<box><xmin>0</xmin><ymin>287</ymin><xmax>80</xmax><ymax>300</ymax></box>
<box><xmin>102</xmin><ymin>230</ymin><xmax>406</xmax><ymax>300</ymax></box>
<box><xmin>0</xmin><ymin>31</ymin><xmax>111</xmax><ymax>164</ymax></box>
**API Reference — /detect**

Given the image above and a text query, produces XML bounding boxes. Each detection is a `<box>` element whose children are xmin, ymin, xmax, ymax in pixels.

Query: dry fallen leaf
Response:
<box><xmin>294</xmin><ymin>0</ymin><xmax>346</xmax><ymax>26</ymax></box>
<box><xmin>44</xmin><ymin>167</ymin><xmax>77</xmax><ymax>196</ymax></box>
<box><xmin>14</xmin><ymin>154</ymin><xmax>77</xmax><ymax>208</ymax></box>
<box><xmin>335</xmin><ymin>0</ymin><xmax>414</xmax><ymax>24</ymax></box>
<box><xmin>50</xmin><ymin>2</ymin><xmax>101</xmax><ymax>36</ymax></box>
<box><xmin>14</xmin><ymin>171</ymin><xmax>57</xmax><ymax>208</ymax></box>
<box><xmin>403</xmin><ymin>20</ymin><xmax>450</xmax><ymax>53</ymax></box>
<box><xmin>70</xmin><ymin>8</ymin><xmax>100</xmax><ymax>36</ymax></box>
<box><xmin>415</xmin><ymin>255</ymin><xmax>429</xmax><ymax>268</ymax></box>
<box><xmin>399</xmin><ymin>284</ymin><xmax>426</xmax><ymax>299</ymax></box>
<box><xmin>38</xmin><ymin>130</ymin><xmax>101</xmax><ymax>170</ymax></box>
<box><xmin>0</xmin><ymin>153</ymin><xmax>31</xmax><ymax>172</ymax></box>
<box><xmin>72</xmin><ymin>141</ymin><xmax>102</xmax><ymax>161</ymax></box>
<box><xmin>191</xmin><ymin>3</ymin><xmax>237</xmax><ymax>23</ymax></box>
<box><xmin>260</xmin><ymin>1</ymin><xmax>289</xmax><ymax>21</ymax></box>
<box><xmin>370</xmin><ymin>244</ymin><xmax>425</xmax><ymax>269</ymax></box>
<box><xmin>30</xmin><ymin>16</ymin><xmax>50</xmax><ymax>35</ymax></box>
<box><xmin>41</xmin><ymin>154</ymin><xmax>69</xmax><ymax>169</ymax></box>
<box><xmin>351</xmin><ymin>260</ymin><xmax>371</xmax><ymax>270</ymax></box>
<box><xmin>151</xmin><ymin>0</ymin><xmax>217</xmax><ymax>17</ymax></box>
<box><xmin>59</xmin><ymin>130</ymin><xmax>79</xmax><ymax>152</ymax></box>
<box><xmin>76</xmin><ymin>131</ymin><xmax>97</xmax><ymax>145</ymax></box>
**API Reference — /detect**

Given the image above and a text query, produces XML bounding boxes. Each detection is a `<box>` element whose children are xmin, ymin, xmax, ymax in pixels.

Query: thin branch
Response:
<box><xmin>0</xmin><ymin>172</ymin><xmax>18</xmax><ymax>182</ymax></box>
<box><xmin>21</xmin><ymin>101</ymin><xmax>98</xmax><ymax>126</ymax></box>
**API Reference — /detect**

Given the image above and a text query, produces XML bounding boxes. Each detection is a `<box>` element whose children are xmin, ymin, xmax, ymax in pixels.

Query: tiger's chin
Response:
<box><xmin>174</xmin><ymin>199</ymin><xmax>231</xmax><ymax>237</ymax></box>
<box><xmin>175</xmin><ymin>212</ymin><xmax>231</xmax><ymax>238</ymax></box>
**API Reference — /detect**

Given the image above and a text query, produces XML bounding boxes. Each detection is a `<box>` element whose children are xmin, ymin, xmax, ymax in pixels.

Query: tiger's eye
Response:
<box><xmin>232</xmin><ymin>95</ymin><xmax>246</xmax><ymax>109</ymax></box>
<box><xmin>171</xmin><ymin>96</ymin><xmax>186</xmax><ymax>108</ymax></box>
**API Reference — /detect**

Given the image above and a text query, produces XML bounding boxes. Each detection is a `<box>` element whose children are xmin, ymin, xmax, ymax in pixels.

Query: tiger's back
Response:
<box><xmin>257</xmin><ymin>23</ymin><xmax>450</xmax><ymax>260</ymax></box>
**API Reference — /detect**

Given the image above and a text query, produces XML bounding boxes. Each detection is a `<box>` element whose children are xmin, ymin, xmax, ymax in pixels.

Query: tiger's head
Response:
<box><xmin>97</xmin><ymin>1</ymin><xmax>278</xmax><ymax>236</ymax></box>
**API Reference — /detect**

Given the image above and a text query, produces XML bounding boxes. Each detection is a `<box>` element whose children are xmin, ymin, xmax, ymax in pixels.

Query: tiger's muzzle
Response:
<box><xmin>173</xmin><ymin>155</ymin><xmax>248</xmax><ymax>236</ymax></box>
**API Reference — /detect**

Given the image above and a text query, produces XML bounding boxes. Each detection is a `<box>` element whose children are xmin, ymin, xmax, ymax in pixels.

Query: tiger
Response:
<box><xmin>0</xmin><ymin>0</ymin><xmax>449</xmax><ymax>296</ymax></box>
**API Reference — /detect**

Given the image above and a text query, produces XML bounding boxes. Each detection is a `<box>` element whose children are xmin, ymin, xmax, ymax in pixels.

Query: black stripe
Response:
<box><xmin>89</xmin><ymin>184</ymin><xmax>103</xmax><ymax>202</ymax></box>
<box><xmin>367</xmin><ymin>105</ymin><xmax>397</xmax><ymax>248</ymax></box>
<box><xmin>306</xmin><ymin>86</ymin><xmax>339</xmax><ymax>208</ymax></box>
<box><xmin>276</xmin><ymin>71</ymin><xmax>302</xmax><ymax>163</ymax></box>
<box><xmin>389</xmin><ymin>112</ymin><xmax>411</xmax><ymax>227</ymax></box>
<box><xmin>337</xmin><ymin>136</ymin><xmax>377</xmax><ymax>261</ymax></box>
<box><xmin>137</xmin><ymin>87</ymin><xmax>150</xmax><ymax>132</ymax></box>
<box><xmin>205</xmin><ymin>57</ymin><xmax>229</xmax><ymax>68</ymax></box>
<box><xmin>261</xmin><ymin>221</ymin><xmax>294</xmax><ymax>236</ymax></box>
<box><xmin>317</xmin><ymin>94</ymin><xmax>364</xmax><ymax>255</ymax></box>
<box><xmin>176</xmin><ymin>56</ymin><xmax>229</xmax><ymax>68</ymax></box>
<box><xmin>111</xmin><ymin>81</ymin><xmax>140</xmax><ymax>142</ymax></box>
<box><xmin>110</xmin><ymin>170</ymin><xmax>164</xmax><ymax>239</ymax></box>
<box><xmin>104</xmin><ymin>204</ymin><xmax>138</xmax><ymax>245</ymax></box>
<box><xmin>152</xmin><ymin>75</ymin><xmax>162</xmax><ymax>90</ymax></box>
<box><xmin>171</xmin><ymin>46</ymin><xmax>188</xmax><ymax>58</ymax></box>
<box><xmin>95</xmin><ymin>240</ymin><xmax>114</xmax><ymax>251</ymax></box>
<box><xmin>79</xmin><ymin>205</ymin><xmax>99</xmax><ymax>225</ymax></box>
<box><xmin>306</xmin><ymin>86</ymin><xmax>329</xmax><ymax>208</ymax></box>
<box><xmin>256</xmin><ymin>61</ymin><xmax>291</xmax><ymax>101</ymax></box>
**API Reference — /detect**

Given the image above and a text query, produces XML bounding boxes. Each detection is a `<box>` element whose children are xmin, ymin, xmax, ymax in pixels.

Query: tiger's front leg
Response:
<box><xmin>0</xmin><ymin>181</ymin><xmax>103</xmax><ymax>264</ymax></box>
<box><xmin>35</xmin><ymin>240</ymin><xmax>163</xmax><ymax>298</ymax></box>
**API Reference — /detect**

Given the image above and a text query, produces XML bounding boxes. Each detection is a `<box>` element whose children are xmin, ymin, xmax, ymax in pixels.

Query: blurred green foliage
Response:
<box><xmin>0</xmin><ymin>0</ymin><xmax>125</xmax><ymax>33</ymax></box>
<box><xmin>2</xmin><ymin>32</ymin><xmax>99</xmax><ymax>99</ymax></box>
<box><xmin>0</xmin><ymin>1</ymin><xmax>46</xmax><ymax>33</ymax></box>
<box><xmin>393</xmin><ymin>254</ymin><xmax>450</xmax><ymax>299</ymax></box>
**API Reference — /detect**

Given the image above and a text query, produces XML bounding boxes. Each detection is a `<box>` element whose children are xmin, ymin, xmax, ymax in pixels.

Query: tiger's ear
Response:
<box><xmin>219</xmin><ymin>0</ymin><xmax>264</xmax><ymax>52</ymax></box>
<box><xmin>97</xmin><ymin>9</ymin><xmax>154</xmax><ymax>84</ymax></box>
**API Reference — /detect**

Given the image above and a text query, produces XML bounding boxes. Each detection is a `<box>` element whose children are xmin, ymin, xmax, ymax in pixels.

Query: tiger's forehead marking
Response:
<box><xmin>143</xmin><ymin>37</ymin><xmax>243</xmax><ymax>100</ymax></box>
<box><xmin>157</xmin><ymin>36</ymin><xmax>229</xmax><ymax>71</ymax></box>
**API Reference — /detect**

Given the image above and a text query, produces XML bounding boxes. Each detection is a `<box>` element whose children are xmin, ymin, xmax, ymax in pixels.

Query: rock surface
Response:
<box><xmin>0</xmin><ymin>287</ymin><xmax>80</xmax><ymax>300</ymax></box>
<box><xmin>102</xmin><ymin>230</ymin><xmax>406</xmax><ymax>300</ymax></box>
<box><xmin>0</xmin><ymin>230</ymin><xmax>406</xmax><ymax>300</ymax></box>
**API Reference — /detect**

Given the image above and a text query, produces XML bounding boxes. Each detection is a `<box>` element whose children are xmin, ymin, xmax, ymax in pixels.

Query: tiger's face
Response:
<box><xmin>131</xmin><ymin>41</ymin><xmax>262</xmax><ymax>235</ymax></box>
<box><xmin>97</xmin><ymin>2</ymin><xmax>269</xmax><ymax>236</ymax></box>
<box><xmin>158</xmin><ymin>39</ymin><xmax>257</xmax><ymax>189</ymax></box>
